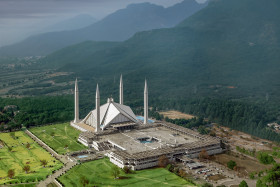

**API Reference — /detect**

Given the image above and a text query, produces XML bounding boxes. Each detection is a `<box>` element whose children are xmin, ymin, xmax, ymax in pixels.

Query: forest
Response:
<box><xmin>1</xmin><ymin>95</ymin><xmax>280</xmax><ymax>142</ymax></box>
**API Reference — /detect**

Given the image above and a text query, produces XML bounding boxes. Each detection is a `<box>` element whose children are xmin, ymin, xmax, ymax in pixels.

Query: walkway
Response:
<box><xmin>24</xmin><ymin>130</ymin><xmax>78</xmax><ymax>187</ymax></box>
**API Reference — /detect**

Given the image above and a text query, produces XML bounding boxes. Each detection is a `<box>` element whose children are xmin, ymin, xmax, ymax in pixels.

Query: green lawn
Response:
<box><xmin>29</xmin><ymin>123</ymin><xmax>86</xmax><ymax>154</ymax></box>
<box><xmin>0</xmin><ymin>131</ymin><xmax>63</xmax><ymax>185</ymax></box>
<box><xmin>58</xmin><ymin>158</ymin><xmax>195</xmax><ymax>187</ymax></box>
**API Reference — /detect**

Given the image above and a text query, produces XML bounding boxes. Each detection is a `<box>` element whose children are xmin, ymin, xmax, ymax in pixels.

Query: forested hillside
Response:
<box><xmin>1</xmin><ymin>0</ymin><xmax>280</xmax><ymax>142</ymax></box>
<box><xmin>40</xmin><ymin>0</ymin><xmax>280</xmax><ymax>102</ymax></box>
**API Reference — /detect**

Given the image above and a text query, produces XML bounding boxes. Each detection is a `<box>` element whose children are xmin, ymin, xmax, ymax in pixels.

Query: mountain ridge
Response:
<box><xmin>0</xmin><ymin>0</ymin><xmax>206</xmax><ymax>57</ymax></box>
<box><xmin>40</xmin><ymin>0</ymin><xmax>280</xmax><ymax>102</ymax></box>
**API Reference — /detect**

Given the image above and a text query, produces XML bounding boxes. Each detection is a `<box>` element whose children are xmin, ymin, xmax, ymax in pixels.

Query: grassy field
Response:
<box><xmin>0</xmin><ymin>131</ymin><xmax>63</xmax><ymax>185</ymax></box>
<box><xmin>58</xmin><ymin>158</ymin><xmax>195</xmax><ymax>187</ymax></box>
<box><xmin>29</xmin><ymin>123</ymin><xmax>86</xmax><ymax>154</ymax></box>
<box><xmin>159</xmin><ymin>111</ymin><xmax>196</xmax><ymax>120</ymax></box>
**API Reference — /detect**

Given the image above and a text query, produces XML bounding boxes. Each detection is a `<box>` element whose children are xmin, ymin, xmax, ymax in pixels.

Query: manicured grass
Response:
<box><xmin>0</xmin><ymin>131</ymin><xmax>63</xmax><ymax>185</ymax></box>
<box><xmin>29</xmin><ymin>123</ymin><xmax>86</xmax><ymax>154</ymax></box>
<box><xmin>58</xmin><ymin>158</ymin><xmax>195</xmax><ymax>187</ymax></box>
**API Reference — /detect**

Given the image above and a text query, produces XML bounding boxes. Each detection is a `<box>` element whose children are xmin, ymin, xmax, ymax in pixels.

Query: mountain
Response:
<box><xmin>43</xmin><ymin>0</ymin><xmax>280</xmax><ymax>101</ymax></box>
<box><xmin>43</xmin><ymin>14</ymin><xmax>97</xmax><ymax>32</ymax></box>
<box><xmin>0</xmin><ymin>0</ymin><xmax>207</xmax><ymax>57</ymax></box>
<box><xmin>41</xmin><ymin>41</ymin><xmax>120</xmax><ymax>68</ymax></box>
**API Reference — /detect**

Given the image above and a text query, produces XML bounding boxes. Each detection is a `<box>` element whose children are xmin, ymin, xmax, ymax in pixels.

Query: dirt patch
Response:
<box><xmin>208</xmin><ymin>174</ymin><xmax>226</xmax><ymax>181</ymax></box>
<box><xmin>212</xmin><ymin>125</ymin><xmax>274</xmax><ymax>152</ymax></box>
<box><xmin>159</xmin><ymin>111</ymin><xmax>196</xmax><ymax>120</ymax></box>
<box><xmin>212</xmin><ymin>153</ymin><xmax>271</xmax><ymax>176</ymax></box>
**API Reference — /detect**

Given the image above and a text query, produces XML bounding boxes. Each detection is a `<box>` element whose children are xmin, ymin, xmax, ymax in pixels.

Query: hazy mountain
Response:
<box><xmin>43</xmin><ymin>0</ymin><xmax>280</xmax><ymax>101</ymax></box>
<box><xmin>0</xmin><ymin>0</ymin><xmax>207</xmax><ymax>57</ymax></box>
<box><xmin>43</xmin><ymin>14</ymin><xmax>97</xmax><ymax>32</ymax></box>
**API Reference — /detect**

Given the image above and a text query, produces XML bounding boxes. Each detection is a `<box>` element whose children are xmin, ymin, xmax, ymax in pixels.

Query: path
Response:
<box><xmin>37</xmin><ymin>160</ymin><xmax>77</xmax><ymax>187</ymax></box>
<box><xmin>24</xmin><ymin>130</ymin><xmax>78</xmax><ymax>187</ymax></box>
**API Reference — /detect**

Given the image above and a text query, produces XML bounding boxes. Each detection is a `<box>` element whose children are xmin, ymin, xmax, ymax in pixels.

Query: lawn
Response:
<box><xmin>0</xmin><ymin>131</ymin><xmax>63</xmax><ymax>185</ymax></box>
<box><xmin>29</xmin><ymin>123</ymin><xmax>86</xmax><ymax>154</ymax></box>
<box><xmin>58</xmin><ymin>158</ymin><xmax>195</xmax><ymax>187</ymax></box>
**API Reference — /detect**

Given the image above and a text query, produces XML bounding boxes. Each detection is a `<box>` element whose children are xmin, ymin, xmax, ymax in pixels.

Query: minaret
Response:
<box><xmin>144</xmin><ymin>79</ymin><xmax>148</xmax><ymax>125</ymax></box>
<box><xmin>95</xmin><ymin>84</ymin><xmax>100</xmax><ymax>133</ymax></box>
<box><xmin>119</xmin><ymin>74</ymin><xmax>123</xmax><ymax>105</ymax></box>
<box><xmin>74</xmin><ymin>78</ymin><xmax>79</xmax><ymax>123</ymax></box>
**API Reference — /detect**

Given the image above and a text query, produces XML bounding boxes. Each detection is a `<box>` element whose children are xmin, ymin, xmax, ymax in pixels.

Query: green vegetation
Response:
<box><xmin>58</xmin><ymin>158</ymin><xmax>195</xmax><ymax>186</ymax></box>
<box><xmin>257</xmin><ymin>152</ymin><xmax>275</xmax><ymax>165</ymax></box>
<box><xmin>239</xmin><ymin>180</ymin><xmax>248</xmax><ymax>187</ymax></box>
<box><xmin>236</xmin><ymin>146</ymin><xmax>256</xmax><ymax>157</ymax></box>
<box><xmin>257</xmin><ymin>163</ymin><xmax>280</xmax><ymax>187</ymax></box>
<box><xmin>0</xmin><ymin>96</ymin><xmax>73</xmax><ymax>131</ymax></box>
<box><xmin>0</xmin><ymin>131</ymin><xmax>63</xmax><ymax>185</ymax></box>
<box><xmin>227</xmin><ymin>160</ymin><xmax>237</xmax><ymax>170</ymax></box>
<box><xmin>29</xmin><ymin>123</ymin><xmax>86</xmax><ymax>154</ymax></box>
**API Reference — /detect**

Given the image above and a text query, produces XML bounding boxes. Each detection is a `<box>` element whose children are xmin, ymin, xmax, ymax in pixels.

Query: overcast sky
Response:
<box><xmin>0</xmin><ymin>0</ymin><xmax>207</xmax><ymax>47</ymax></box>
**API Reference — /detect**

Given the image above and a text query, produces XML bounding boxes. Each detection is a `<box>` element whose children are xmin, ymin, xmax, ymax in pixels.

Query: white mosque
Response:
<box><xmin>70</xmin><ymin>75</ymin><xmax>223</xmax><ymax>170</ymax></box>
<box><xmin>71</xmin><ymin>75</ymin><xmax>149</xmax><ymax>132</ymax></box>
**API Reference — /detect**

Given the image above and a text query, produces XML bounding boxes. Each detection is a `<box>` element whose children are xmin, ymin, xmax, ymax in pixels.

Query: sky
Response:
<box><xmin>0</xmin><ymin>0</ymin><xmax>207</xmax><ymax>47</ymax></box>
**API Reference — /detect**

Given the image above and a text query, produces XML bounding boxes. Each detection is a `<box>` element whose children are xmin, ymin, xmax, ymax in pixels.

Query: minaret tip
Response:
<box><xmin>120</xmin><ymin>74</ymin><xmax>123</xmax><ymax>105</ymax></box>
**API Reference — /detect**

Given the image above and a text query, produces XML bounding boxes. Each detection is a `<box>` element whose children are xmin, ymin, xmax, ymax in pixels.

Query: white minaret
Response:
<box><xmin>95</xmin><ymin>84</ymin><xmax>100</xmax><ymax>133</ymax></box>
<box><xmin>144</xmin><ymin>79</ymin><xmax>148</xmax><ymax>125</ymax></box>
<box><xmin>120</xmin><ymin>74</ymin><xmax>123</xmax><ymax>105</ymax></box>
<box><xmin>74</xmin><ymin>78</ymin><xmax>79</xmax><ymax>123</ymax></box>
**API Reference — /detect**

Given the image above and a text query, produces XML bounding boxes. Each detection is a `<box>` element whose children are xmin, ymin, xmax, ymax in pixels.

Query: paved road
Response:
<box><xmin>37</xmin><ymin>159</ymin><xmax>77</xmax><ymax>187</ymax></box>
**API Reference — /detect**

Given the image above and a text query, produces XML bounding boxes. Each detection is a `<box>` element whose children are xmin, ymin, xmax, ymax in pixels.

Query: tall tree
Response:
<box><xmin>23</xmin><ymin>165</ymin><xmax>30</xmax><ymax>173</ymax></box>
<box><xmin>80</xmin><ymin>176</ymin><xmax>89</xmax><ymax>187</ymax></box>
<box><xmin>7</xmin><ymin>169</ymin><xmax>15</xmax><ymax>179</ymax></box>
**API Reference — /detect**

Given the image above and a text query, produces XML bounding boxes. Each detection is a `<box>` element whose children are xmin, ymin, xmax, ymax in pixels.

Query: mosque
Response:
<box><xmin>70</xmin><ymin>76</ymin><xmax>223</xmax><ymax>170</ymax></box>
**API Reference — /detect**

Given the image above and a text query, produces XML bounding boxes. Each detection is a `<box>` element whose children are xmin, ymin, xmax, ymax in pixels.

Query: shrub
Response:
<box><xmin>239</xmin><ymin>180</ymin><xmax>248</xmax><ymax>187</ymax></box>
<box><xmin>227</xmin><ymin>160</ymin><xmax>237</xmax><ymax>170</ymax></box>
<box><xmin>257</xmin><ymin>152</ymin><xmax>275</xmax><ymax>164</ymax></box>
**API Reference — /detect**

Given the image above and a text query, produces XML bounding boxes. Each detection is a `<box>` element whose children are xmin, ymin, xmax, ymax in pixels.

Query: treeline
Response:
<box><xmin>148</xmin><ymin>97</ymin><xmax>280</xmax><ymax>142</ymax></box>
<box><xmin>1</xmin><ymin>95</ymin><xmax>280</xmax><ymax>143</ymax></box>
<box><xmin>0</xmin><ymin>96</ymin><xmax>73</xmax><ymax>131</ymax></box>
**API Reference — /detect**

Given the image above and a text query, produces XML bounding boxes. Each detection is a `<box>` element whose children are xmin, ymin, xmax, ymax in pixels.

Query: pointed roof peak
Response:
<box><xmin>96</xmin><ymin>83</ymin><xmax>100</xmax><ymax>98</ymax></box>
<box><xmin>144</xmin><ymin>79</ymin><xmax>148</xmax><ymax>93</ymax></box>
<box><xmin>75</xmin><ymin>78</ymin><xmax>78</xmax><ymax>91</ymax></box>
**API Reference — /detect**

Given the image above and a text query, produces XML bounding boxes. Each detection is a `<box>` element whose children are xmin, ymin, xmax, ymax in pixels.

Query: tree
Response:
<box><xmin>202</xmin><ymin>183</ymin><xmax>213</xmax><ymax>187</ymax></box>
<box><xmin>257</xmin><ymin>152</ymin><xmax>275</xmax><ymax>164</ymax></box>
<box><xmin>51</xmin><ymin>132</ymin><xmax>55</xmax><ymax>137</ymax></box>
<box><xmin>178</xmin><ymin>169</ymin><xmax>186</xmax><ymax>178</ymax></box>
<box><xmin>80</xmin><ymin>176</ymin><xmax>89</xmax><ymax>187</ymax></box>
<box><xmin>239</xmin><ymin>180</ymin><xmax>248</xmax><ymax>187</ymax></box>
<box><xmin>111</xmin><ymin>166</ymin><xmax>120</xmax><ymax>179</ymax></box>
<box><xmin>26</xmin><ymin>143</ymin><xmax>30</xmax><ymax>149</ymax></box>
<box><xmin>262</xmin><ymin>163</ymin><xmax>280</xmax><ymax>186</ymax></box>
<box><xmin>23</xmin><ymin>165</ymin><xmax>30</xmax><ymax>173</ymax></box>
<box><xmin>227</xmin><ymin>160</ymin><xmax>237</xmax><ymax>170</ymax></box>
<box><xmin>8</xmin><ymin>146</ymin><xmax>12</xmax><ymax>152</ymax></box>
<box><xmin>123</xmin><ymin>166</ymin><xmax>131</xmax><ymax>174</ymax></box>
<box><xmin>7</xmin><ymin>169</ymin><xmax>15</xmax><ymax>179</ymax></box>
<box><xmin>199</xmin><ymin>149</ymin><xmax>209</xmax><ymax>160</ymax></box>
<box><xmin>10</xmin><ymin>132</ymin><xmax>16</xmax><ymax>139</ymax></box>
<box><xmin>158</xmin><ymin>155</ymin><xmax>169</xmax><ymax>167</ymax></box>
<box><xmin>40</xmin><ymin>159</ymin><xmax>48</xmax><ymax>168</ymax></box>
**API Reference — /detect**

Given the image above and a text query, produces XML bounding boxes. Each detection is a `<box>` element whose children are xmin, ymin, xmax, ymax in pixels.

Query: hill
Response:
<box><xmin>0</xmin><ymin>0</ymin><xmax>206</xmax><ymax>57</ymax></box>
<box><xmin>43</xmin><ymin>14</ymin><xmax>97</xmax><ymax>32</ymax></box>
<box><xmin>42</xmin><ymin>0</ymin><xmax>280</xmax><ymax>102</ymax></box>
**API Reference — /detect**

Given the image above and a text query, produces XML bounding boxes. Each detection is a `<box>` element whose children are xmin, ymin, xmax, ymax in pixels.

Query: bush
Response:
<box><xmin>202</xmin><ymin>183</ymin><xmax>213</xmax><ymax>187</ymax></box>
<box><xmin>239</xmin><ymin>180</ymin><xmax>248</xmax><ymax>187</ymax></box>
<box><xmin>123</xmin><ymin>166</ymin><xmax>131</xmax><ymax>174</ymax></box>
<box><xmin>166</xmin><ymin>164</ymin><xmax>173</xmax><ymax>171</ymax></box>
<box><xmin>257</xmin><ymin>152</ymin><xmax>275</xmax><ymax>164</ymax></box>
<box><xmin>227</xmin><ymin>160</ymin><xmax>237</xmax><ymax>170</ymax></box>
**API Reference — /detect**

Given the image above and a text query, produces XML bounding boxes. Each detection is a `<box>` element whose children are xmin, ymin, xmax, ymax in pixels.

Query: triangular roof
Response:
<box><xmin>82</xmin><ymin>98</ymin><xmax>138</xmax><ymax>130</ymax></box>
